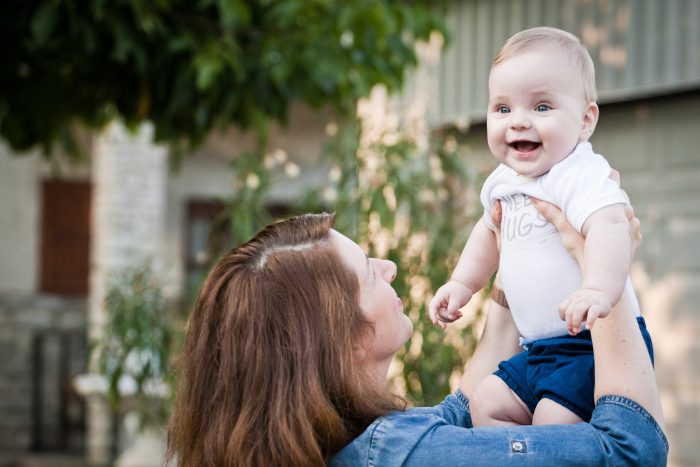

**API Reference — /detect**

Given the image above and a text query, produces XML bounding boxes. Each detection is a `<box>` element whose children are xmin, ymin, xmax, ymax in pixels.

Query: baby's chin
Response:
<box><xmin>505</xmin><ymin>153</ymin><xmax>568</xmax><ymax>178</ymax></box>
<box><xmin>507</xmin><ymin>162</ymin><xmax>553</xmax><ymax>179</ymax></box>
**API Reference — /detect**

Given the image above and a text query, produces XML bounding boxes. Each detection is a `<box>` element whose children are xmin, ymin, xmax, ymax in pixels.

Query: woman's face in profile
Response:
<box><xmin>330</xmin><ymin>230</ymin><xmax>413</xmax><ymax>363</ymax></box>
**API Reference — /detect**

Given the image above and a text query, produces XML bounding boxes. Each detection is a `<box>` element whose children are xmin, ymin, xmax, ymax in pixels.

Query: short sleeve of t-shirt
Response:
<box><xmin>480</xmin><ymin>164</ymin><xmax>515</xmax><ymax>232</ymax></box>
<box><xmin>545</xmin><ymin>144</ymin><xmax>627</xmax><ymax>232</ymax></box>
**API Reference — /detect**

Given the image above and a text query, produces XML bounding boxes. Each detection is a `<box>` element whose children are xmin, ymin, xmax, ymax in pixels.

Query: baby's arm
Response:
<box><xmin>429</xmin><ymin>219</ymin><xmax>499</xmax><ymax>327</ymax></box>
<box><xmin>560</xmin><ymin>204</ymin><xmax>631</xmax><ymax>334</ymax></box>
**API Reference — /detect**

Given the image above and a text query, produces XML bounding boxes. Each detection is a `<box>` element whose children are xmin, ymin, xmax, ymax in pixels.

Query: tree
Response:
<box><xmin>294</xmin><ymin>78</ymin><xmax>488</xmax><ymax>404</ymax></box>
<box><xmin>2</xmin><ymin>0</ymin><xmax>488</xmax><ymax>407</ymax></box>
<box><xmin>1</xmin><ymin>0</ymin><xmax>445</xmax><ymax>156</ymax></box>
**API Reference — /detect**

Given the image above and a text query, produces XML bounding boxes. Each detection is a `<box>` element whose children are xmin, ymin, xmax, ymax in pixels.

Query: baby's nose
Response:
<box><xmin>509</xmin><ymin>109</ymin><xmax>531</xmax><ymax>129</ymax></box>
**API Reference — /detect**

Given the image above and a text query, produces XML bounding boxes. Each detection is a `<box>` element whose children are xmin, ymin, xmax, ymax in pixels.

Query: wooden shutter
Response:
<box><xmin>40</xmin><ymin>180</ymin><xmax>91</xmax><ymax>295</ymax></box>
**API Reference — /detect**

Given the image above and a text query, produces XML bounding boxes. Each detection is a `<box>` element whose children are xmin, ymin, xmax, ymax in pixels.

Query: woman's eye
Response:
<box><xmin>535</xmin><ymin>104</ymin><xmax>551</xmax><ymax>112</ymax></box>
<box><xmin>497</xmin><ymin>106</ymin><xmax>510</xmax><ymax>114</ymax></box>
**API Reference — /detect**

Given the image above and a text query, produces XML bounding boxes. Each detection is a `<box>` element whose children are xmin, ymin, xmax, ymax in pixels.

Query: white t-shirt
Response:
<box><xmin>481</xmin><ymin>142</ymin><xmax>641</xmax><ymax>340</ymax></box>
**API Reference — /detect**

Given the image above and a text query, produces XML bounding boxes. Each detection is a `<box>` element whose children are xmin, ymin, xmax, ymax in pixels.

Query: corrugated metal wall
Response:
<box><xmin>457</xmin><ymin>88</ymin><xmax>700</xmax><ymax>467</ymax></box>
<box><xmin>432</xmin><ymin>0</ymin><xmax>700</xmax><ymax>124</ymax></box>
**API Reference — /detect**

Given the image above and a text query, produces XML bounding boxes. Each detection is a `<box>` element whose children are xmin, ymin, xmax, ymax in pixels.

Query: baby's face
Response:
<box><xmin>486</xmin><ymin>49</ymin><xmax>597</xmax><ymax>178</ymax></box>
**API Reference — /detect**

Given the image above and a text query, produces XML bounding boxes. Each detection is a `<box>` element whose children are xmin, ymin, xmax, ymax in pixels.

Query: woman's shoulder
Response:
<box><xmin>329</xmin><ymin>392</ymin><xmax>471</xmax><ymax>466</ymax></box>
<box><xmin>408</xmin><ymin>390</ymin><xmax>471</xmax><ymax>423</ymax></box>
<box><xmin>330</xmin><ymin>393</ymin><xmax>668</xmax><ymax>467</ymax></box>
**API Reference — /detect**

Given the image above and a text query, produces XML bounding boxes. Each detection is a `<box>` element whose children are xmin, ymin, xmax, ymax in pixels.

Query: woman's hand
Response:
<box><xmin>532</xmin><ymin>192</ymin><xmax>640</xmax><ymax>334</ymax></box>
<box><xmin>528</xmin><ymin>171</ymin><xmax>641</xmax><ymax>268</ymax></box>
<box><xmin>529</xmin><ymin>203</ymin><xmax>641</xmax><ymax>268</ymax></box>
<box><xmin>489</xmin><ymin>194</ymin><xmax>640</xmax><ymax>265</ymax></box>
<box><xmin>488</xmin><ymin>172</ymin><xmax>642</xmax><ymax>333</ymax></box>
<box><xmin>531</xmin><ymin>198</ymin><xmax>586</xmax><ymax>265</ymax></box>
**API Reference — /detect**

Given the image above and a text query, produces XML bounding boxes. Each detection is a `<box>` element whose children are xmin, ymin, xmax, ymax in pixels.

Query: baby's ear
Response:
<box><xmin>580</xmin><ymin>102</ymin><xmax>599</xmax><ymax>141</ymax></box>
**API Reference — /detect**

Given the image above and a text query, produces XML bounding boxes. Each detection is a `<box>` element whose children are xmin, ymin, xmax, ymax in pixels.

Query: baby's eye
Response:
<box><xmin>535</xmin><ymin>103</ymin><xmax>552</xmax><ymax>112</ymax></box>
<box><xmin>496</xmin><ymin>106</ymin><xmax>510</xmax><ymax>114</ymax></box>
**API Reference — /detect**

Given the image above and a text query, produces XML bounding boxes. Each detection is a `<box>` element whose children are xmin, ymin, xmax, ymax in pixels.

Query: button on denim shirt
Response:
<box><xmin>330</xmin><ymin>391</ymin><xmax>668</xmax><ymax>466</ymax></box>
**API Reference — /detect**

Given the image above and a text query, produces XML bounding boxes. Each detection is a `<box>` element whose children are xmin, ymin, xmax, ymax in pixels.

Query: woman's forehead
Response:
<box><xmin>330</xmin><ymin>230</ymin><xmax>368</xmax><ymax>276</ymax></box>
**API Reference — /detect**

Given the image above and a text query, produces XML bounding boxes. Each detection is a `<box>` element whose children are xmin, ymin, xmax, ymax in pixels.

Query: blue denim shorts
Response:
<box><xmin>494</xmin><ymin>316</ymin><xmax>654</xmax><ymax>422</ymax></box>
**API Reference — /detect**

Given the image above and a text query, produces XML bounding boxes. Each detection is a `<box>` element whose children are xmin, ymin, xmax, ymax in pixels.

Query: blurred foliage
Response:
<box><xmin>294</xmin><ymin>84</ymin><xmax>491</xmax><ymax>405</ymax></box>
<box><xmin>177</xmin><ymin>30</ymin><xmax>490</xmax><ymax>406</ymax></box>
<box><xmin>1</xmin><ymin>0</ymin><xmax>446</xmax><ymax>159</ymax></box>
<box><xmin>2</xmin><ymin>0</ymin><xmax>490</xmax><ymax>408</ymax></box>
<box><xmin>94</xmin><ymin>265</ymin><xmax>174</xmax><ymax>424</ymax></box>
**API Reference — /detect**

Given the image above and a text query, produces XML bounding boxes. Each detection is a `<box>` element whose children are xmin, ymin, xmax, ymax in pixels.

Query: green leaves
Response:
<box><xmin>29</xmin><ymin>1</ymin><xmax>58</xmax><ymax>45</ymax></box>
<box><xmin>216</xmin><ymin>0</ymin><xmax>252</xmax><ymax>29</ymax></box>
<box><xmin>297</xmin><ymin>89</ymin><xmax>487</xmax><ymax>405</ymax></box>
<box><xmin>94</xmin><ymin>265</ymin><xmax>174</xmax><ymax>422</ymax></box>
<box><xmin>226</xmin><ymin>148</ymin><xmax>273</xmax><ymax>246</ymax></box>
<box><xmin>1</xmin><ymin>0</ymin><xmax>445</xmax><ymax>157</ymax></box>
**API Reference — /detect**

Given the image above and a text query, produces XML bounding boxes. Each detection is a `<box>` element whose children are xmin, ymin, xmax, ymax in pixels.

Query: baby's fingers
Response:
<box><xmin>560</xmin><ymin>299</ymin><xmax>588</xmax><ymax>335</ymax></box>
<box><xmin>585</xmin><ymin>301</ymin><xmax>612</xmax><ymax>329</ymax></box>
<box><xmin>429</xmin><ymin>295</ymin><xmax>455</xmax><ymax>329</ymax></box>
<box><xmin>585</xmin><ymin>304</ymin><xmax>604</xmax><ymax>330</ymax></box>
<box><xmin>438</xmin><ymin>308</ymin><xmax>462</xmax><ymax>324</ymax></box>
<box><xmin>434</xmin><ymin>308</ymin><xmax>448</xmax><ymax>329</ymax></box>
<box><xmin>445</xmin><ymin>310</ymin><xmax>463</xmax><ymax>323</ymax></box>
<box><xmin>447</xmin><ymin>295</ymin><xmax>463</xmax><ymax>316</ymax></box>
<box><xmin>428</xmin><ymin>298</ymin><xmax>440</xmax><ymax>325</ymax></box>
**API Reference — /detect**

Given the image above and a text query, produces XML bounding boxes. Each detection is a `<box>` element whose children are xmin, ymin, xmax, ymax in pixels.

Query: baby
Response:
<box><xmin>429</xmin><ymin>27</ymin><xmax>653</xmax><ymax>425</ymax></box>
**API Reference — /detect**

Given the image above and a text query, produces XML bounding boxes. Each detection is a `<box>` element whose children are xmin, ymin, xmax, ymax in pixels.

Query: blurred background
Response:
<box><xmin>1</xmin><ymin>0</ymin><xmax>699</xmax><ymax>466</ymax></box>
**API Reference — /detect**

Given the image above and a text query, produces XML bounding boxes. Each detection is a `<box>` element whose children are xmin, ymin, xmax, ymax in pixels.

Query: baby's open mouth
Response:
<box><xmin>509</xmin><ymin>141</ymin><xmax>541</xmax><ymax>152</ymax></box>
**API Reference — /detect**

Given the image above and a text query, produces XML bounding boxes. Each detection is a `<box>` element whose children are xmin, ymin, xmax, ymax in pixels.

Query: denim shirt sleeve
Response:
<box><xmin>329</xmin><ymin>392</ymin><xmax>668</xmax><ymax>467</ymax></box>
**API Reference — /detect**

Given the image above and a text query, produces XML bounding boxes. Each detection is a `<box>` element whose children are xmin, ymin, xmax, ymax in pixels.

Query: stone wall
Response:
<box><xmin>0</xmin><ymin>293</ymin><xmax>86</xmax><ymax>466</ymax></box>
<box><xmin>86</xmin><ymin>121</ymin><xmax>168</xmax><ymax>465</ymax></box>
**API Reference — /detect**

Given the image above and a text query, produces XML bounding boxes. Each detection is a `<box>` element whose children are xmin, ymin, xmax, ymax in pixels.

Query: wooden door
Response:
<box><xmin>40</xmin><ymin>180</ymin><xmax>91</xmax><ymax>295</ymax></box>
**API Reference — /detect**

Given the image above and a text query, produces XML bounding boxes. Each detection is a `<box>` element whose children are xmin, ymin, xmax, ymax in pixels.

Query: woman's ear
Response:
<box><xmin>580</xmin><ymin>102</ymin><xmax>599</xmax><ymax>141</ymax></box>
<box><xmin>352</xmin><ymin>333</ymin><xmax>369</xmax><ymax>363</ymax></box>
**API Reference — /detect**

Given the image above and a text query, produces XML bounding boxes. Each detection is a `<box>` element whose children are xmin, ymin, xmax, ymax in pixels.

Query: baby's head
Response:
<box><xmin>494</xmin><ymin>27</ymin><xmax>597</xmax><ymax>103</ymax></box>
<box><xmin>487</xmin><ymin>27</ymin><xmax>599</xmax><ymax>178</ymax></box>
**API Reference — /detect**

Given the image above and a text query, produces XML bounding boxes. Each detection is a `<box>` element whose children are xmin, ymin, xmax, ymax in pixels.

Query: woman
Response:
<box><xmin>167</xmin><ymin>203</ymin><xmax>667</xmax><ymax>466</ymax></box>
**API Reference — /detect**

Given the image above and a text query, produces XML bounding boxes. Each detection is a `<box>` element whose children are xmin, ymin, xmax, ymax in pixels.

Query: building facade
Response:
<box><xmin>430</xmin><ymin>2</ymin><xmax>700</xmax><ymax>465</ymax></box>
<box><xmin>1</xmin><ymin>0</ymin><xmax>699</xmax><ymax>465</ymax></box>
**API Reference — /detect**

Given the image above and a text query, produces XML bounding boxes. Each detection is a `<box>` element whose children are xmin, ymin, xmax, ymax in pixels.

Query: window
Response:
<box><xmin>185</xmin><ymin>201</ymin><xmax>230</xmax><ymax>303</ymax></box>
<box><xmin>40</xmin><ymin>180</ymin><xmax>91</xmax><ymax>296</ymax></box>
<box><xmin>184</xmin><ymin>200</ymin><xmax>291</xmax><ymax>303</ymax></box>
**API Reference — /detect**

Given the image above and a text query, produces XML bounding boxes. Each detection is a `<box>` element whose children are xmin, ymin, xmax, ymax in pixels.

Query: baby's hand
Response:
<box><xmin>559</xmin><ymin>289</ymin><xmax>612</xmax><ymax>335</ymax></box>
<box><xmin>429</xmin><ymin>280</ymin><xmax>474</xmax><ymax>329</ymax></box>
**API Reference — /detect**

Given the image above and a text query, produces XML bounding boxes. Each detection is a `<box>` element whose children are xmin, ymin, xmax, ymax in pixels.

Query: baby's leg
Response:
<box><xmin>471</xmin><ymin>375</ymin><xmax>532</xmax><ymax>426</ymax></box>
<box><xmin>531</xmin><ymin>398</ymin><xmax>583</xmax><ymax>425</ymax></box>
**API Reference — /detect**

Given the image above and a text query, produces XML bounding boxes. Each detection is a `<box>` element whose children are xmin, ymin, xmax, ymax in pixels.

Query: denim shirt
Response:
<box><xmin>330</xmin><ymin>391</ymin><xmax>668</xmax><ymax>466</ymax></box>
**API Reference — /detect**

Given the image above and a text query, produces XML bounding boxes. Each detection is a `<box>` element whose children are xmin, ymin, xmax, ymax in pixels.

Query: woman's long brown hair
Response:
<box><xmin>167</xmin><ymin>213</ymin><xmax>404</xmax><ymax>466</ymax></box>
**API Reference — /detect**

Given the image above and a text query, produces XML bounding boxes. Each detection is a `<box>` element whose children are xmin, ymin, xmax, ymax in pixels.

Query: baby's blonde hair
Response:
<box><xmin>493</xmin><ymin>27</ymin><xmax>597</xmax><ymax>103</ymax></box>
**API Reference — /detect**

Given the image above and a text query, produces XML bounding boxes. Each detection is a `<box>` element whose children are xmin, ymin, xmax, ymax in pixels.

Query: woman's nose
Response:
<box><xmin>384</xmin><ymin>260</ymin><xmax>397</xmax><ymax>282</ymax></box>
<box><xmin>377</xmin><ymin>259</ymin><xmax>397</xmax><ymax>282</ymax></box>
